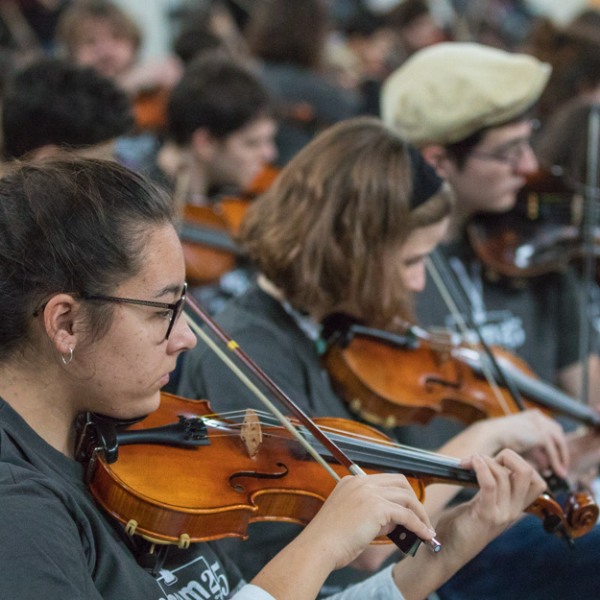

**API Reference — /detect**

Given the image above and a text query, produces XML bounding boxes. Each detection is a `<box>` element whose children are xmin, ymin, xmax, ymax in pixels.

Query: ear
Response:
<box><xmin>190</xmin><ymin>128</ymin><xmax>218</xmax><ymax>162</ymax></box>
<box><xmin>42</xmin><ymin>294</ymin><xmax>81</xmax><ymax>355</ymax></box>
<box><xmin>420</xmin><ymin>145</ymin><xmax>453</xmax><ymax>178</ymax></box>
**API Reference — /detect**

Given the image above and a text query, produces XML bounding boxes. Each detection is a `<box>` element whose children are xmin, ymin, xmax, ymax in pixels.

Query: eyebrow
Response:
<box><xmin>403</xmin><ymin>253</ymin><xmax>428</xmax><ymax>266</ymax></box>
<box><xmin>154</xmin><ymin>284</ymin><xmax>184</xmax><ymax>299</ymax></box>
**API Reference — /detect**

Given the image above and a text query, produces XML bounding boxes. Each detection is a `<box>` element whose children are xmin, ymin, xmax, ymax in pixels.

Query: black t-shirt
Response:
<box><xmin>418</xmin><ymin>240</ymin><xmax>585</xmax><ymax>383</ymax></box>
<box><xmin>177</xmin><ymin>284</ymin><xmax>367</xmax><ymax>593</ymax></box>
<box><xmin>0</xmin><ymin>397</ymin><xmax>244</xmax><ymax>600</ymax></box>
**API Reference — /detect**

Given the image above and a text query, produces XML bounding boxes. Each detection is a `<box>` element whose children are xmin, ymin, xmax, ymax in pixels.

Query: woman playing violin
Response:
<box><xmin>0</xmin><ymin>158</ymin><xmax>544</xmax><ymax>600</ymax></box>
<box><xmin>177</xmin><ymin>116</ymin><xmax>599</xmax><ymax>596</ymax></box>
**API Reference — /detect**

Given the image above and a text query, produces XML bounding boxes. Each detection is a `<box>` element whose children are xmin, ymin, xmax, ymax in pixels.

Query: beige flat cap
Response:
<box><xmin>381</xmin><ymin>42</ymin><xmax>551</xmax><ymax>146</ymax></box>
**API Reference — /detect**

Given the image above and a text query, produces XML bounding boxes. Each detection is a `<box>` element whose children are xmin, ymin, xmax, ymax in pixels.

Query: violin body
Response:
<box><xmin>323</xmin><ymin>332</ymin><xmax>533</xmax><ymax>429</ymax></box>
<box><xmin>178</xmin><ymin>164</ymin><xmax>278</xmax><ymax>285</ymax></box>
<box><xmin>180</xmin><ymin>200</ymin><xmax>249</xmax><ymax>286</ymax></box>
<box><xmin>82</xmin><ymin>393</ymin><xmax>423</xmax><ymax>546</ymax></box>
<box><xmin>323</xmin><ymin>319</ymin><xmax>600</xmax><ymax>430</ymax></box>
<box><xmin>79</xmin><ymin>393</ymin><xmax>596</xmax><ymax>547</ymax></box>
<box><xmin>133</xmin><ymin>86</ymin><xmax>169</xmax><ymax>132</ymax></box>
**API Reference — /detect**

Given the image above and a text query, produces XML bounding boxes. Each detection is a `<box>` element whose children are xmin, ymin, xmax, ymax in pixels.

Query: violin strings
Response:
<box><xmin>201</xmin><ymin>410</ymin><xmax>464</xmax><ymax>468</ymax></box>
<box><xmin>184</xmin><ymin>313</ymin><xmax>341</xmax><ymax>481</ymax></box>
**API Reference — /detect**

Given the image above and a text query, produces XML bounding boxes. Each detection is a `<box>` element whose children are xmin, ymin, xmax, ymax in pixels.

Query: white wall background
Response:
<box><xmin>113</xmin><ymin>0</ymin><xmax>180</xmax><ymax>60</ymax></box>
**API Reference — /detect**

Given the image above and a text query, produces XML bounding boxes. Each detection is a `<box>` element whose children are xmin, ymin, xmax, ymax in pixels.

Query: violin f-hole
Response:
<box><xmin>229</xmin><ymin>463</ymin><xmax>290</xmax><ymax>493</ymax></box>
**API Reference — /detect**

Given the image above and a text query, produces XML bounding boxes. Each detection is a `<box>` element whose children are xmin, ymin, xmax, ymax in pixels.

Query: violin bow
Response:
<box><xmin>426</xmin><ymin>248</ymin><xmax>527</xmax><ymax>412</ymax></box>
<box><xmin>184</xmin><ymin>295</ymin><xmax>441</xmax><ymax>555</ymax></box>
<box><xmin>425</xmin><ymin>249</ymin><xmax>576</xmax><ymax>500</ymax></box>
<box><xmin>578</xmin><ymin>103</ymin><xmax>600</xmax><ymax>406</ymax></box>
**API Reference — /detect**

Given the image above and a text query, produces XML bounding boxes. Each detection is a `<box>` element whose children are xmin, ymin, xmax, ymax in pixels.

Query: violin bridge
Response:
<box><xmin>241</xmin><ymin>409</ymin><xmax>262</xmax><ymax>458</ymax></box>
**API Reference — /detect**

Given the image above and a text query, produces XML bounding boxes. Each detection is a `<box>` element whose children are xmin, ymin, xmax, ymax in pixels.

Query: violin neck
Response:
<box><xmin>301</xmin><ymin>427</ymin><xmax>478</xmax><ymax>487</ymax></box>
<box><xmin>179</xmin><ymin>222</ymin><xmax>241</xmax><ymax>255</ymax></box>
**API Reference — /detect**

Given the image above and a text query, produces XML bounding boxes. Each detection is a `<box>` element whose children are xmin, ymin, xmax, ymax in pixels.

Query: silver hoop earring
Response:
<box><xmin>62</xmin><ymin>347</ymin><xmax>73</xmax><ymax>365</ymax></box>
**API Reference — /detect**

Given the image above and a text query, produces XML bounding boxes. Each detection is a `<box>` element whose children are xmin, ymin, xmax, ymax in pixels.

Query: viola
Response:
<box><xmin>321</xmin><ymin>313</ymin><xmax>600</xmax><ymax>430</ymax></box>
<box><xmin>467</xmin><ymin>167</ymin><xmax>600</xmax><ymax>282</ymax></box>
<box><xmin>179</xmin><ymin>201</ymin><xmax>248</xmax><ymax>286</ymax></box>
<box><xmin>178</xmin><ymin>165</ymin><xmax>278</xmax><ymax>285</ymax></box>
<box><xmin>133</xmin><ymin>86</ymin><xmax>170</xmax><ymax>132</ymax></box>
<box><xmin>76</xmin><ymin>392</ymin><xmax>590</xmax><ymax>548</ymax></box>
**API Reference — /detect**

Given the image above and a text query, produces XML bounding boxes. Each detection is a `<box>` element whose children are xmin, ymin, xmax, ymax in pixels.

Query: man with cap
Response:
<box><xmin>381</xmin><ymin>42</ymin><xmax>600</xmax><ymax>600</ymax></box>
<box><xmin>382</xmin><ymin>41</ymin><xmax>600</xmax><ymax>413</ymax></box>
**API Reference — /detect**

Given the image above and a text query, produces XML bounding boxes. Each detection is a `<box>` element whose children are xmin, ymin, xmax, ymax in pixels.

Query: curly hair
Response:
<box><xmin>2</xmin><ymin>59</ymin><xmax>133</xmax><ymax>159</ymax></box>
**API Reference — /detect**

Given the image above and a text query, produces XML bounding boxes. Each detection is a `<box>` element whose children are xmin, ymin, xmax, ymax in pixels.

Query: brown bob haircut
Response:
<box><xmin>239</xmin><ymin>117</ymin><xmax>453</xmax><ymax>327</ymax></box>
<box><xmin>57</xmin><ymin>0</ymin><xmax>142</xmax><ymax>57</ymax></box>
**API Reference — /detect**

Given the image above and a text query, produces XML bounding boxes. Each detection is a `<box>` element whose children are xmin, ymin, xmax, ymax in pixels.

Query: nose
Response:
<box><xmin>261</xmin><ymin>139</ymin><xmax>278</xmax><ymax>165</ymax></box>
<box><xmin>514</xmin><ymin>144</ymin><xmax>538</xmax><ymax>176</ymax></box>
<box><xmin>406</xmin><ymin>264</ymin><xmax>427</xmax><ymax>293</ymax></box>
<box><xmin>168</xmin><ymin>312</ymin><xmax>197</xmax><ymax>353</ymax></box>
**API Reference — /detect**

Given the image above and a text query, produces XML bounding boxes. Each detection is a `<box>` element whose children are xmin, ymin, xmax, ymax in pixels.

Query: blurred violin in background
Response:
<box><xmin>177</xmin><ymin>165</ymin><xmax>280</xmax><ymax>286</ymax></box>
<box><xmin>467</xmin><ymin>167</ymin><xmax>600</xmax><ymax>282</ymax></box>
<box><xmin>321</xmin><ymin>313</ymin><xmax>600</xmax><ymax>431</ymax></box>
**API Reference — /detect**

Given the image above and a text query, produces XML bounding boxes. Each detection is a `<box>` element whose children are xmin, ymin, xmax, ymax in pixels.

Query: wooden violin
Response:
<box><xmin>75</xmin><ymin>393</ymin><xmax>590</xmax><ymax>549</ymax></box>
<box><xmin>321</xmin><ymin>313</ymin><xmax>600</xmax><ymax>430</ymax></box>
<box><xmin>467</xmin><ymin>167</ymin><xmax>600</xmax><ymax>282</ymax></box>
<box><xmin>178</xmin><ymin>165</ymin><xmax>279</xmax><ymax>286</ymax></box>
<box><xmin>179</xmin><ymin>200</ymin><xmax>248</xmax><ymax>286</ymax></box>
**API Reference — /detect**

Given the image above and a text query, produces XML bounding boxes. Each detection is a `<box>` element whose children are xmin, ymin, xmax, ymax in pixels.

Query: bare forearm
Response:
<box><xmin>250</xmin><ymin>529</ymin><xmax>336</xmax><ymax>600</ymax></box>
<box><xmin>391</xmin><ymin>544</ymin><xmax>453</xmax><ymax>600</ymax></box>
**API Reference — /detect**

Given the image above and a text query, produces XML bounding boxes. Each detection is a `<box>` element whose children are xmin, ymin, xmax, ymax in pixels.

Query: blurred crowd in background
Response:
<box><xmin>1</xmin><ymin>0</ymin><xmax>600</xmax><ymax>171</ymax></box>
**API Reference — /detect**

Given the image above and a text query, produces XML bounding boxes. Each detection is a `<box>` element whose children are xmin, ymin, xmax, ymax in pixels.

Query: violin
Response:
<box><xmin>467</xmin><ymin>167</ymin><xmax>600</xmax><ymax>282</ymax></box>
<box><xmin>321</xmin><ymin>314</ymin><xmax>600</xmax><ymax>431</ymax></box>
<box><xmin>179</xmin><ymin>201</ymin><xmax>248</xmax><ymax>286</ymax></box>
<box><xmin>178</xmin><ymin>165</ymin><xmax>279</xmax><ymax>286</ymax></box>
<box><xmin>133</xmin><ymin>86</ymin><xmax>170</xmax><ymax>132</ymax></box>
<box><xmin>75</xmin><ymin>392</ymin><xmax>592</xmax><ymax>548</ymax></box>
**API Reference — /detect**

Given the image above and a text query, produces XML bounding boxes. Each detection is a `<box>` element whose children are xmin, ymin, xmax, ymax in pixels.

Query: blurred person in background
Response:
<box><xmin>245</xmin><ymin>0</ymin><xmax>359</xmax><ymax>165</ymax></box>
<box><xmin>2</xmin><ymin>58</ymin><xmax>133</xmax><ymax>162</ymax></box>
<box><xmin>163</xmin><ymin>53</ymin><xmax>277</xmax><ymax>316</ymax></box>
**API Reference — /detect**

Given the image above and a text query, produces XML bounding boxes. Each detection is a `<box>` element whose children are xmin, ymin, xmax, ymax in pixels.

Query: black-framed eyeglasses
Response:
<box><xmin>83</xmin><ymin>282</ymin><xmax>187</xmax><ymax>340</ymax></box>
<box><xmin>470</xmin><ymin>137</ymin><xmax>535</xmax><ymax>169</ymax></box>
<box><xmin>469</xmin><ymin>118</ymin><xmax>541</xmax><ymax>170</ymax></box>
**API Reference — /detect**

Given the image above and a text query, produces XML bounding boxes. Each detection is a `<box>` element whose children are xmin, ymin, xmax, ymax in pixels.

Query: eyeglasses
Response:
<box><xmin>83</xmin><ymin>283</ymin><xmax>187</xmax><ymax>340</ymax></box>
<box><xmin>470</xmin><ymin>138</ymin><xmax>534</xmax><ymax>169</ymax></box>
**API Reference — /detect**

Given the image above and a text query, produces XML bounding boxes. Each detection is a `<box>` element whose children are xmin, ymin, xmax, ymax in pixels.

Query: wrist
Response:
<box><xmin>392</xmin><ymin>545</ymin><xmax>455</xmax><ymax>600</ymax></box>
<box><xmin>439</xmin><ymin>420</ymin><xmax>499</xmax><ymax>459</ymax></box>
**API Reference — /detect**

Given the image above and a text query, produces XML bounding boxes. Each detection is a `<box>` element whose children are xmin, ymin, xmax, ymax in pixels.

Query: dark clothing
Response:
<box><xmin>418</xmin><ymin>240</ymin><xmax>583</xmax><ymax>383</ymax></box>
<box><xmin>178</xmin><ymin>282</ymin><xmax>600</xmax><ymax>600</ymax></box>
<box><xmin>0</xmin><ymin>397</ymin><xmax>244</xmax><ymax>600</ymax></box>
<box><xmin>258</xmin><ymin>62</ymin><xmax>359</xmax><ymax>165</ymax></box>
<box><xmin>177</xmin><ymin>284</ymin><xmax>365</xmax><ymax>593</ymax></box>
<box><xmin>178</xmin><ymin>284</ymin><xmax>351</xmax><ymax>420</ymax></box>
<box><xmin>438</xmin><ymin>514</ymin><xmax>600</xmax><ymax>600</ymax></box>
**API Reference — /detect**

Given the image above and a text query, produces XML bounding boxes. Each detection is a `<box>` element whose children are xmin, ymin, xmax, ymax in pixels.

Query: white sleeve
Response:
<box><xmin>231</xmin><ymin>566</ymin><xmax>405</xmax><ymax>600</ymax></box>
<box><xmin>230</xmin><ymin>584</ymin><xmax>277</xmax><ymax>600</ymax></box>
<box><xmin>323</xmin><ymin>566</ymin><xmax>406</xmax><ymax>600</ymax></box>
